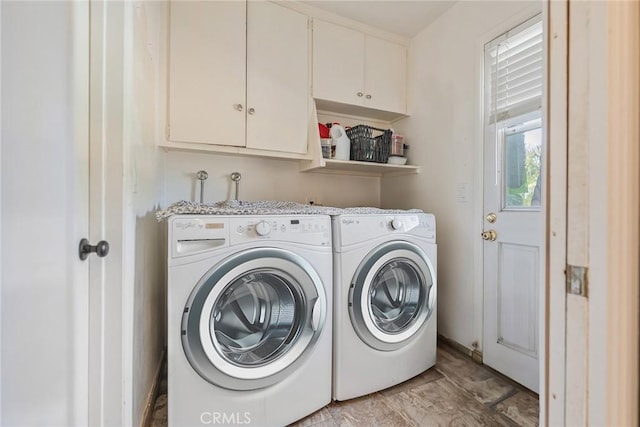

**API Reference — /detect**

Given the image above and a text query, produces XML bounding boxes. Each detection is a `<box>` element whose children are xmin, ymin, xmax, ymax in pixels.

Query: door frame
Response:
<box><xmin>547</xmin><ymin>0</ymin><xmax>639</xmax><ymax>425</ymax></box>
<box><xmin>602</xmin><ymin>2</ymin><xmax>639</xmax><ymax>423</ymax></box>
<box><xmin>0</xmin><ymin>2</ymin><xmax>4</xmax><ymax>422</ymax></box>
<box><xmin>88</xmin><ymin>1</ymin><xmax>129</xmax><ymax>425</ymax></box>
<box><xmin>546</xmin><ymin>1</ymin><xmax>567</xmax><ymax>424</ymax></box>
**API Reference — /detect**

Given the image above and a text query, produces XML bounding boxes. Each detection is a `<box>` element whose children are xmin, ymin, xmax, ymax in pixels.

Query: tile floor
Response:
<box><xmin>149</xmin><ymin>341</ymin><xmax>539</xmax><ymax>427</ymax></box>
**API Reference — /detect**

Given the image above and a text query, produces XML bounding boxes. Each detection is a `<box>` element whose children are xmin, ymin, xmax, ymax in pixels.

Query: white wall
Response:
<box><xmin>123</xmin><ymin>2</ymin><xmax>166</xmax><ymax>427</ymax></box>
<box><xmin>381</xmin><ymin>1</ymin><xmax>540</xmax><ymax>349</ymax></box>
<box><xmin>164</xmin><ymin>152</ymin><xmax>380</xmax><ymax>208</ymax></box>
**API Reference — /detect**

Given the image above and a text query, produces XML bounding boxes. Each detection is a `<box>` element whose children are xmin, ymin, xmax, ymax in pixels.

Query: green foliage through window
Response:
<box><xmin>505</xmin><ymin>125</ymin><xmax>541</xmax><ymax>208</ymax></box>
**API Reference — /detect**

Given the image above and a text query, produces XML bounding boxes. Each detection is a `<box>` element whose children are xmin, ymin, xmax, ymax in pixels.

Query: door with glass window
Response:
<box><xmin>349</xmin><ymin>241</ymin><xmax>435</xmax><ymax>351</ymax></box>
<box><xmin>181</xmin><ymin>248</ymin><xmax>326</xmax><ymax>390</ymax></box>
<box><xmin>482</xmin><ymin>15</ymin><xmax>543</xmax><ymax>392</ymax></box>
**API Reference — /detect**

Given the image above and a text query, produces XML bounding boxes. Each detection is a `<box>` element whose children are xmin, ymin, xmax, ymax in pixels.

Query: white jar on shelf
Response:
<box><xmin>330</xmin><ymin>125</ymin><xmax>350</xmax><ymax>161</ymax></box>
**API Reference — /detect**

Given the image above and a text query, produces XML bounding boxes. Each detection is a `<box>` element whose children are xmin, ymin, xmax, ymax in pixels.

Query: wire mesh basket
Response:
<box><xmin>345</xmin><ymin>125</ymin><xmax>392</xmax><ymax>163</ymax></box>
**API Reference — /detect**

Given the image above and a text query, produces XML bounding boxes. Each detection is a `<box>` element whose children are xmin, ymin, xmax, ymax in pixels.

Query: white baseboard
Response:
<box><xmin>438</xmin><ymin>334</ymin><xmax>483</xmax><ymax>364</ymax></box>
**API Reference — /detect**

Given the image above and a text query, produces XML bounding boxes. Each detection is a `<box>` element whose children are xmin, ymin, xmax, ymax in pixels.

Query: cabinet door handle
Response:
<box><xmin>365</xmin><ymin>94</ymin><xmax>372</xmax><ymax>99</ymax></box>
<box><xmin>234</xmin><ymin>104</ymin><xmax>243</xmax><ymax>112</ymax></box>
<box><xmin>357</xmin><ymin>92</ymin><xmax>363</xmax><ymax>97</ymax></box>
<box><xmin>248</xmin><ymin>107</ymin><xmax>255</xmax><ymax>115</ymax></box>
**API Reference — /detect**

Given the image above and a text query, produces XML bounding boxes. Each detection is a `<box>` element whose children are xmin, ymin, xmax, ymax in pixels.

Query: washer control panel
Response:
<box><xmin>255</xmin><ymin>220</ymin><xmax>272</xmax><ymax>236</ymax></box>
<box><xmin>230</xmin><ymin>216</ymin><xmax>331</xmax><ymax>247</ymax></box>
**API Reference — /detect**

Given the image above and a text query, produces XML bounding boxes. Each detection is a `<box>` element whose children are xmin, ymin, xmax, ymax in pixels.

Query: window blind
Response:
<box><xmin>485</xmin><ymin>15</ymin><xmax>543</xmax><ymax>123</ymax></box>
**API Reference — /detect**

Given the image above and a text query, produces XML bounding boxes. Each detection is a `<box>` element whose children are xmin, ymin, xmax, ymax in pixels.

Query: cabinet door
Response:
<box><xmin>246</xmin><ymin>2</ymin><xmax>309</xmax><ymax>154</ymax></box>
<box><xmin>364</xmin><ymin>36</ymin><xmax>407</xmax><ymax>114</ymax></box>
<box><xmin>168</xmin><ymin>1</ymin><xmax>246</xmax><ymax>146</ymax></box>
<box><xmin>312</xmin><ymin>19</ymin><xmax>365</xmax><ymax>106</ymax></box>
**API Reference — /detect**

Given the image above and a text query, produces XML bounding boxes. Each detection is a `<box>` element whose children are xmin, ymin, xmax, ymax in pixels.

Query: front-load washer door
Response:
<box><xmin>349</xmin><ymin>241</ymin><xmax>435</xmax><ymax>351</ymax></box>
<box><xmin>181</xmin><ymin>247</ymin><xmax>327</xmax><ymax>390</ymax></box>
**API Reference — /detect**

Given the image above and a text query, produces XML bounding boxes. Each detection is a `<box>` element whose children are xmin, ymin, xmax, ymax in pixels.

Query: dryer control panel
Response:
<box><xmin>334</xmin><ymin>213</ymin><xmax>436</xmax><ymax>247</ymax></box>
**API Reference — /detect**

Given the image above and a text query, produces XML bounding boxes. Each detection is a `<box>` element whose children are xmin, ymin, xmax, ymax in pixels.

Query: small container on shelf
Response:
<box><xmin>390</xmin><ymin>134</ymin><xmax>405</xmax><ymax>157</ymax></box>
<box><xmin>387</xmin><ymin>156</ymin><xmax>408</xmax><ymax>165</ymax></box>
<box><xmin>330</xmin><ymin>125</ymin><xmax>350</xmax><ymax>161</ymax></box>
<box><xmin>320</xmin><ymin>138</ymin><xmax>332</xmax><ymax>159</ymax></box>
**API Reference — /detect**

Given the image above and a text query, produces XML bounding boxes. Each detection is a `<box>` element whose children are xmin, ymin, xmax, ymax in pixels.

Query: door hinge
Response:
<box><xmin>165</xmin><ymin>125</ymin><xmax>170</xmax><ymax>139</ymax></box>
<box><xmin>566</xmin><ymin>265</ymin><xmax>588</xmax><ymax>297</ymax></box>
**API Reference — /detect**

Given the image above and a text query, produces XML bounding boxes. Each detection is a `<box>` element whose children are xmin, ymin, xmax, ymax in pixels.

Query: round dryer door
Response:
<box><xmin>181</xmin><ymin>247</ymin><xmax>327</xmax><ymax>390</ymax></box>
<box><xmin>349</xmin><ymin>241</ymin><xmax>435</xmax><ymax>351</ymax></box>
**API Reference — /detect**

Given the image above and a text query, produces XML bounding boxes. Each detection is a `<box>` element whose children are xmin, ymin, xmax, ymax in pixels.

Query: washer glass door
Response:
<box><xmin>349</xmin><ymin>241</ymin><xmax>435</xmax><ymax>351</ymax></box>
<box><xmin>182</xmin><ymin>248</ymin><xmax>326</xmax><ymax>390</ymax></box>
<box><xmin>213</xmin><ymin>270</ymin><xmax>303</xmax><ymax>366</ymax></box>
<box><xmin>370</xmin><ymin>259</ymin><xmax>423</xmax><ymax>333</ymax></box>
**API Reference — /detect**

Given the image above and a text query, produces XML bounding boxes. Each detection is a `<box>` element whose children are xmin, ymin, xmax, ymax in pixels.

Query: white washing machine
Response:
<box><xmin>332</xmin><ymin>213</ymin><xmax>437</xmax><ymax>401</ymax></box>
<box><xmin>167</xmin><ymin>215</ymin><xmax>332</xmax><ymax>426</ymax></box>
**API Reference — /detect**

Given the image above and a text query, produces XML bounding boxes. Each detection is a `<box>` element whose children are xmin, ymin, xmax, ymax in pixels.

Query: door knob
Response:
<box><xmin>79</xmin><ymin>238</ymin><xmax>110</xmax><ymax>260</ymax></box>
<box><xmin>234</xmin><ymin>104</ymin><xmax>243</xmax><ymax>112</ymax></box>
<box><xmin>485</xmin><ymin>212</ymin><xmax>497</xmax><ymax>223</ymax></box>
<box><xmin>248</xmin><ymin>107</ymin><xmax>255</xmax><ymax>115</ymax></box>
<box><xmin>481</xmin><ymin>230</ymin><xmax>497</xmax><ymax>241</ymax></box>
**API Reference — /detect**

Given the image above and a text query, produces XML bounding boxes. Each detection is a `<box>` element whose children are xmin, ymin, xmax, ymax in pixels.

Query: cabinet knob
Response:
<box><xmin>234</xmin><ymin>104</ymin><xmax>243</xmax><ymax>112</ymax></box>
<box><xmin>248</xmin><ymin>107</ymin><xmax>255</xmax><ymax>115</ymax></box>
<box><xmin>357</xmin><ymin>92</ymin><xmax>363</xmax><ymax>97</ymax></box>
<box><xmin>365</xmin><ymin>94</ymin><xmax>372</xmax><ymax>99</ymax></box>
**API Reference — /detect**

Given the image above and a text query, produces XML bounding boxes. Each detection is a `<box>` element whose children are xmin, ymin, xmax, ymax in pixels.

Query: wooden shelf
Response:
<box><xmin>299</xmin><ymin>100</ymin><xmax>419</xmax><ymax>177</ymax></box>
<box><xmin>300</xmin><ymin>158</ymin><xmax>419</xmax><ymax>177</ymax></box>
<box><xmin>315</xmin><ymin>98</ymin><xmax>408</xmax><ymax>123</ymax></box>
<box><xmin>159</xmin><ymin>141</ymin><xmax>312</xmax><ymax>161</ymax></box>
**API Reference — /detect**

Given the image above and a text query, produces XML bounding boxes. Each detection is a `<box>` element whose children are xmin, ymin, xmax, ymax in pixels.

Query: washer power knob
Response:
<box><xmin>391</xmin><ymin>218</ymin><xmax>403</xmax><ymax>230</ymax></box>
<box><xmin>255</xmin><ymin>221</ymin><xmax>272</xmax><ymax>236</ymax></box>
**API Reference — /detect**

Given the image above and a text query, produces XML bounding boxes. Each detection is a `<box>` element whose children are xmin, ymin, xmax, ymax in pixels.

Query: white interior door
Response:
<box><xmin>1</xmin><ymin>1</ymin><xmax>91</xmax><ymax>424</ymax></box>
<box><xmin>483</xmin><ymin>112</ymin><xmax>542</xmax><ymax>392</ymax></box>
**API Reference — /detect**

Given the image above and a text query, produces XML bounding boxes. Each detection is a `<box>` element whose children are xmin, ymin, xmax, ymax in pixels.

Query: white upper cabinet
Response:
<box><xmin>312</xmin><ymin>19</ymin><xmax>407</xmax><ymax>116</ymax></box>
<box><xmin>169</xmin><ymin>1</ymin><xmax>246</xmax><ymax>146</ymax></box>
<box><xmin>312</xmin><ymin>20</ymin><xmax>365</xmax><ymax>107</ymax></box>
<box><xmin>246</xmin><ymin>2</ymin><xmax>309</xmax><ymax>154</ymax></box>
<box><xmin>168</xmin><ymin>1</ymin><xmax>309</xmax><ymax>155</ymax></box>
<box><xmin>364</xmin><ymin>36</ymin><xmax>407</xmax><ymax>114</ymax></box>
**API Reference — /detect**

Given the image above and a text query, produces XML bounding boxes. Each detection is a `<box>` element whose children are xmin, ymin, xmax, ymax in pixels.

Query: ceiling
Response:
<box><xmin>300</xmin><ymin>1</ymin><xmax>457</xmax><ymax>38</ymax></box>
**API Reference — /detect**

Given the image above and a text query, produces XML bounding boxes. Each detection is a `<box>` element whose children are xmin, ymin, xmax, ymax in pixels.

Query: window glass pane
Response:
<box><xmin>503</xmin><ymin>118</ymin><xmax>542</xmax><ymax>209</ymax></box>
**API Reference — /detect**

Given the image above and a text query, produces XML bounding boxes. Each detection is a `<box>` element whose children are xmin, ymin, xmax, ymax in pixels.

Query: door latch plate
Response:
<box><xmin>566</xmin><ymin>265</ymin><xmax>588</xmax><ymax>297</ymax></box>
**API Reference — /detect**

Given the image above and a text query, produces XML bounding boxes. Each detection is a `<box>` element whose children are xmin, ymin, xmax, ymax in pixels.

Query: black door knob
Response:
<box><xmin>79</xmin><ymin>238</ymin><xmax>110</xmax><ymax>260</ymax></box>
